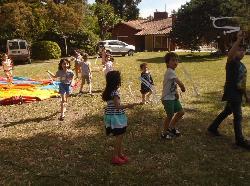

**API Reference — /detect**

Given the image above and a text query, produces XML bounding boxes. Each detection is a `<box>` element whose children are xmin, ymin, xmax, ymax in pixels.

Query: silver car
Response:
<box><xmin>98</xmin><ymin>40</ymin><xmax>135</xmax><ymax>56</ymax></box>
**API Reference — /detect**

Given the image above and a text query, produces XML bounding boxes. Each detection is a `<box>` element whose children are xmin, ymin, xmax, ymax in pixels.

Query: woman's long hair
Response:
<box><xmin>102</xmin><ymin>71</ymin><xmax>121</xmax><ymax>101</ymax></box>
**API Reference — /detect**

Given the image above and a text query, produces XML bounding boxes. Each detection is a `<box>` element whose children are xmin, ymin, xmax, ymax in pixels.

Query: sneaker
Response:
<box><xmin>111</xmin><ymin>156</ymin><xmax>126</xmax><ymax>165</ymax></box>
<box><xmin>207</xmin><ymin>128</ymin><xmax>222</xmax><ymax>137</ymax></box>
<box><xmin>236</xmin><ymin>140</ymin><xmax>250</xmax><ymax>150</ymax></box>
<box><xmin>119</xmin><ymin>155</ymin><xmax>129</xmax><ymax>163</ymax></box>
<box><xmin>169</xmin><ymin>128</ymin><xmax>181</xmax><ymax>136</ymax></box>
<box><xmin>59</xmin><ymin>115</ymin><xmax>65</xmax><ymax>121</ymax></box>
<box><xmin>161</xmin><ymin>132</ymin><xmax>174</xmax><ymax>140</ymax></box>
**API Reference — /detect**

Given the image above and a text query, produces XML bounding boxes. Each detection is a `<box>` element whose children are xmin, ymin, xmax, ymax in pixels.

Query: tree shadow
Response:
<box><xmin>136</xmin><ymin>53</ymin><xmax>223</xmax><ymax>64</ymax></box>
<box><xmin>1</xmin><ymin>112</ymin><xmax>59</xmax><ymax>128</ymax></box>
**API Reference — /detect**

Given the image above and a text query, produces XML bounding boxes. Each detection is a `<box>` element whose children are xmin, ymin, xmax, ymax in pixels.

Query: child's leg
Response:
<box><xmin>79</xmin><ymin>76</ymin><xmax>85</xmax><ymax>93</ymax></box>
<box><xmin>168</xmin><ymin>110</ymin><xmax>184</xmax><ymax>129</ymax></box>
<box><xmin>114</xmin><ymin>134</ymin><xmax>123</xmax><ymax>157</ymax></box>
<box><xmin>88</xmin><ymin>83</ymin><xmax>92</xmax><ymax>94</ymax></box>
<box><xmin>163</xmin><ymin>115</ymin><xmax>173</xmax><ymax>133</ymax></box>
<box><xmin>60</xmin><ymin>94</ymin><xmax>66</xmax><ymax>117</ymax></box>
<box><xmin>146</xmin><ymin>91</ymin><xmax>152</xmax><ymax>101</ymax></box>
<box><xmin>141</xmin><ymin>93</ymin><xmax>146</xmax><ymax>103</ymax></box>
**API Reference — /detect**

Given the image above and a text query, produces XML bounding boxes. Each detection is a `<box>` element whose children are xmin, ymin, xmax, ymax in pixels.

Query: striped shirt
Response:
<box><xmin>105</xmin><ymin>90</ymin><xmax>125</xmax><ymax>115</ymax></box>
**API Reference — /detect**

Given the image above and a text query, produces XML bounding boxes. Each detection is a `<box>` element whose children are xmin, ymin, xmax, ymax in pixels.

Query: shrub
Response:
<box><xmin>31</xmin><ymin>41</ymin><xmax>61</xmax><ymax>60</ymax></box>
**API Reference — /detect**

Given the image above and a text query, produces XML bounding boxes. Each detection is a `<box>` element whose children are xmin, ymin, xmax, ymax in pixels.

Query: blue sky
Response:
<box><xmin>88</xmin><ymin>0</ymin><xmax>190</xmax><ymax>18</ymax></box>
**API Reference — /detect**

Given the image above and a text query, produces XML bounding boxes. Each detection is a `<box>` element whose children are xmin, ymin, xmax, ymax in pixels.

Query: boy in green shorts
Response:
<box><xmin>161</xmin><ymin>52</ymin><xmax>186</xmax><ymax>139</ymax></box>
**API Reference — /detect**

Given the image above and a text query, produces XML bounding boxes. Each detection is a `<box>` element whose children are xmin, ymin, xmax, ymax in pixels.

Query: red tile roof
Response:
<box><xmin>122</xmin><ymin>18</ymin><xmax>172</xmax><ymax>35</ymax></box>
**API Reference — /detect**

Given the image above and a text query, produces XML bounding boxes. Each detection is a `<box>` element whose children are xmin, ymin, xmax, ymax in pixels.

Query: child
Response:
<box><xmin>103</xmin><ymin>54</ymin><xmax>114</xmax><ymax>76</ymax></box>
<box><xmin>207</xmin><ymin>31</ymin><xmax>250</xmax><ymax>150</ymax></box>
<box><xmin>161</xmin><ymin>52</ymin><xmax>185</xmax><ymax>139</ymax></box>
<box><xmin>1</xmin><ymin>53</ymin><xmax>13</xmax><ymax>83</ymax></box>
<box><xmin>140</xmin><ymin>63</ymin><xmax>154</xmax><ymax>104</ymax></box>
<box><xmin>79</xmin><ymin>53</ymin><xmax>92</xmax><ymax>95</ymax></box>
<box><xmin>72</xmin><ymin>50</ymin><xmax>81</xmax><ymax>79</ymax></box>
<box><xmin>101</xmin><ymin>46</ymin><xmax>107</xmax><ymax>66</ymax></box>
<box><xmin>47</xmin><ymin>58</ymin><xmax>74</xmax><ymax>121</ymax></box>
<box><xmin>102</xmin><ymin>71</ymin><xmax>139</xmax><ymax>165</ymax></box>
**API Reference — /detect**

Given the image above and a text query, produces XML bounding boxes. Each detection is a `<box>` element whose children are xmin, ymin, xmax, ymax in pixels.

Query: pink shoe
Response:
<box><xmin>111</xmin><ymin>156</ymin><xmax>126</xmax><ymax>165</ymax></box>
<box><xmin>119</xmin><ymin>155</ymin><xmax>129</xmax><ymax>163</ymax></box>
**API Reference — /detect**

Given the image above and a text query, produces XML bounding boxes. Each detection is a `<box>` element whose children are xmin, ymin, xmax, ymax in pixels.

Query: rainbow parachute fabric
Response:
<box><xmin>0</xmin><ymin>76</ymin><xmax>60</xmax><ymax>105</ymax></box>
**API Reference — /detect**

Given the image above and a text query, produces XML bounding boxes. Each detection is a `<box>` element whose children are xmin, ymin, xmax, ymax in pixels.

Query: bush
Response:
<box><xmin>31</xmin><ymin>41</ymin><xmax>61</xmax><ymax>60</ymax></box>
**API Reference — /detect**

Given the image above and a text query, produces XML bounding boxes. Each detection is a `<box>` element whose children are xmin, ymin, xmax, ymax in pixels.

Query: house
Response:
<box><xmin>111</xmin><ymin>11</ymin><xmax>175</xmax><ymax>52</ymax></box>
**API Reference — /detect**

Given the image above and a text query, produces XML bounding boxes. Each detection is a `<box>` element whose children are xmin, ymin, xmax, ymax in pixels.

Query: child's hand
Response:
<box><xmin>180</xmin><ymin>85</ymin><xmax>186</xmax><ymax>92</ymax></box>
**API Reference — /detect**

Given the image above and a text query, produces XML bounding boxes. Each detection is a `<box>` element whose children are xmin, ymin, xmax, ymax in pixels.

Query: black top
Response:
<box><xmin>140</xmin><ymin>72</ymin><xmax>154</xmax><ymax>93</ymax></box>
<box><xmin>222</xmin><ymin>58</ymin><xmax>247</xmax><ymax>102</ymax></box>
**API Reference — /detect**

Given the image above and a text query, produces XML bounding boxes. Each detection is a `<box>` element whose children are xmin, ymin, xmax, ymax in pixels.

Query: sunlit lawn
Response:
<box><xmin>0</xmin><ymin>52</ymin><xmax>250</xmax><ymax>185</ymax></box>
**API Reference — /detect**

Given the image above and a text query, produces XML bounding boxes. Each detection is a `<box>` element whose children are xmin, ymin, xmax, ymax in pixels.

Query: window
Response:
<box><xmin>155</xmin><ymin>36</ymin><xmax>163</xmax><ymax>48</ymax></box>
<box><xmin>9</xmin><ymin>42</ymin><xmax>19</xmax><ymax>50</ymax></box>
<box><xmin>19</xmin><ymin>41</ymin><xmax>27</xmax><ymax>49</ymax></box>
<box><xmin>108</xmin><ymin>41</ymin><xmax>119</xmax><ymax>45</ymax></box>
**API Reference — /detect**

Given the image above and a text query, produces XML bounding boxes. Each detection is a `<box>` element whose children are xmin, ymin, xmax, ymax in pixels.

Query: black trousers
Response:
<box><xmin>208</xmin><ymin>101</ymin><xmax>244</xmax><ymax>143</ymax></box>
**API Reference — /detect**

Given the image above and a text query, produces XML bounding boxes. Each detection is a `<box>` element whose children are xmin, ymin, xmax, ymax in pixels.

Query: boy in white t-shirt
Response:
<box><xmin>79</xmin><ymin>53</ymin><xmax>92</xmax><ymax>95</ymax></box>
<box><xmin>161</xmin><ymin>52</ymin><xmax>186</xmax><ymax>139</ymax></box>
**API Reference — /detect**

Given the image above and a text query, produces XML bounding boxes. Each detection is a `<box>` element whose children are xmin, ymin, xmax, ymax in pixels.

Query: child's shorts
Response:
<box><xmin>162</xmin><ymin>99</ymin><xmax>183</xmax><ymax>116</ymax></box>
<box><xmin>59</xmin><ymin>83</ymin><xmax>71</xmax><ymax>95</ymax></box>
<box><xmin>104</xmin><ymin>114</ymin><xmax>127</xmax><ymax>136</ymax></box>
<box><xmin>81</xmin><ymin>75</ymin><xmax>91</xmax><ymax>84</ymax></box>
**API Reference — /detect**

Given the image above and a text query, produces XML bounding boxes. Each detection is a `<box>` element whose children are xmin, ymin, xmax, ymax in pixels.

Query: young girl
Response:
<box><xmin>47</xmin><ymin>58</ymin><xmax>74</xmax><ymax>121</ymax></box>
<box><xmin>102</xmin><ymin>71</ymin><xmax>139</xmax><ymax>165</ymax></box>
<box><xmin>103</xmin><ymin>54</ymin><xmax>114</xmax><ymax>76</ymax></box>
<box><xmin>72</xmin><ymin>50</ymin><xmax>81</xmax><ymax>79</ymax></box>
<box><xmin>140</xmin><ymin>63</ymin><xmax>154</xmax><ymax>104</ymax></box>
<box><xmin>1</xmin><ymin>53</ymin><xmax>13</xmax><ymax>83</ymax></box>
<box><xmin>79</xmin><ymin>53</ymin><xmax>92</xmax><ymax>95</ymax></box>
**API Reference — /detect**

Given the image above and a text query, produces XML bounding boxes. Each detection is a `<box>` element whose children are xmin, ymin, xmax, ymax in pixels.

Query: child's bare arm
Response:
<box><xmin>113</xmin><ymin>96</ymin><xmax>140</xmax><ymax>109</ymax></box>
<box><xmin>227</xmin><ymin>31</ymin><xmax>244</xmax><ymax>62</ymax></box>
<box><xmin>47</xmin><ymin>70</ymin><xmax>56</xmax><ymax>78</ymax></box>
<box><xmin>176</xmin><ymin>78</ymin><xmax>186</xmax><ymax>92</ymax></box>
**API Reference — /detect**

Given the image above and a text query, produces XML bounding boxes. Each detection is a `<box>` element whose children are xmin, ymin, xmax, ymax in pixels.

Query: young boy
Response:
<box><xmin>161</xmin><ymin>52</ymin><xmax>185</xmax><ymax>139</ymax></box>
<box><xmin>207</xmin><ymin>31</ymin><xmax>250</xmax><ymax>149</ymax></box>
<box><xmin>79</xmin><ymin>53</ymin><xmax>92</xmax><ymax>95</ymax></box>
<box><xmin>140</xmin><ymin>63</ymin><xmax>154</xmax><ymax>104</ymax></box>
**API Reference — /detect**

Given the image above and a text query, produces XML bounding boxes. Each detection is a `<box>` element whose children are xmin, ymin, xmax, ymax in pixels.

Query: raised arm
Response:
<box><xmin>227</xmin><ymin>31</ymin><xmax>245</xmax><ymax>62</ymax></box>
<box><xmin>176</xmin><ymin>78</ymin><xmax>186</xmax><ymax>92</ymax></box>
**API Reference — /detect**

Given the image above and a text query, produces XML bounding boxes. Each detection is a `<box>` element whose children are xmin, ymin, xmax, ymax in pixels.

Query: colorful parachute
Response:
<box><xmin>0</xmin><ymin>76</ymin><xmax>60</xmax><ymax>106</ymax></box>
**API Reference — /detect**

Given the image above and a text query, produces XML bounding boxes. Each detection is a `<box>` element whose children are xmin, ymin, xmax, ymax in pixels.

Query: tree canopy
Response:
<box><xmin>171</xmin><ymin>0</ymin><xmax>250</xmax><ymax>51</ymax></box>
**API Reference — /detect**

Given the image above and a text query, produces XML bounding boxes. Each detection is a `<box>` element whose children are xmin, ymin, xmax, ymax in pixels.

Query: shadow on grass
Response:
<box><xmin>2</xmin><ymin>112</ymin><xmax>60</xmax><ymax>128</ymax></box>
<box><xmin>1</xmin><ymin>96</ymin><xmax>250</xmax><ymax>185</ymax></box>
<box><xmin>136</xmin><ymin>53</ymin><xmax>223</xmax><ymax>64</ymax></box>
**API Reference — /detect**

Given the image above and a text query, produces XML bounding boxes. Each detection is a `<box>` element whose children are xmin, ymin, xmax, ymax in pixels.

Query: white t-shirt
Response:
<box><xmin>161</xmin><ymin>68</ymin><xmax>177</xmax><ymax>100</ymax></box>
<box><xmin>80</xmin><ymin>61</ymin><xmax>91</xmax><ymax>76</ymax></box>
<box><xmin>2</xmin><ymin>59</ymin><xmax>12</xmax><ymax>71</ymax></box>
<box><xmin>104</xmin><ymin>61</ymin><xmax>113</xmax><ymax>75</ymax></box>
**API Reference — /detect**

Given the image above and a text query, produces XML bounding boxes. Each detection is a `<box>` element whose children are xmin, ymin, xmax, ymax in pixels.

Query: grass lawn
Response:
<box><xmin>1</xmin><ymin>52</ymin><xmax>250</xmax><ymax>185</ymax></box>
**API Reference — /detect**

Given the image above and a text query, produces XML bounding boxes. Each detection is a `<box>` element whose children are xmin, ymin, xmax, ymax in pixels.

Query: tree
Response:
<box><xmin>96</xmin><ymin>0</ymin><xmax>141</xmax><ymax>21</ymax></box>
<box><xmin>171</xmin><ymin>0</ymin><xmax>249</xmax><ymax>52</ymax></box>
<box><xmin>93</xmin><ymin>2</ymin><xmax>120</xmax><ymax>40</ymax></box>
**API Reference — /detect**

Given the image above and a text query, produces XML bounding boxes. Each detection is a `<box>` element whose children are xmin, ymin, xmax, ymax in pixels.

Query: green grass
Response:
<box><xmin>1</xmin><ymin>52</ymin><xmax>250</xmax><ymax>185</ymax></box>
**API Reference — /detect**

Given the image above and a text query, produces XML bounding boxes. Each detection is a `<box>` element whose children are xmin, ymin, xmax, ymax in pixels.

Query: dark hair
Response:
<box><xmin>140</xmin><ymin>63</ymin><xmax>147</xmax><ymax>70</ymax></box>
<box><xmin>239</xmin><ymin>44</ymin><xmax>246</xmax><ymax>51</ymax></box>
<box><xmin>164</xmin><ymin>52</ymin><xmax>178</xmax><ymax>64</ymax></box>
<box><xmin>102</xmin><ymin>71</ymin><xmax>121</xmax><ymax>101</ymax></box>
<box><xmin>58</xmin><ymin>58</ymin><xmax>71</xmax><ymax>70</ymax></box>
<box><xmin>83</xmin><ymin>53</ymin><xmax>88</xmax><ymax>58</ymax></box>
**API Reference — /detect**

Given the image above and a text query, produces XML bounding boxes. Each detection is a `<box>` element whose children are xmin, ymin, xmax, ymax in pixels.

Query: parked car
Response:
<box><xmin>7</xmin><ymin>39</ymin><xmax>31</xmax><ymax>63</ymax></box>
<box><xmin>97</xmin><ymin>40</ymin><xmax>135</xmax><ymax>56</ymax></box>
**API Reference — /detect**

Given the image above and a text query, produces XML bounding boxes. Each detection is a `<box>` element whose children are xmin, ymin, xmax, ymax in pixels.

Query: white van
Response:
<box><xmin>7</xmin><ymin>39</ymin><xmax>31</xmax><ymax>63</ymax></box>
